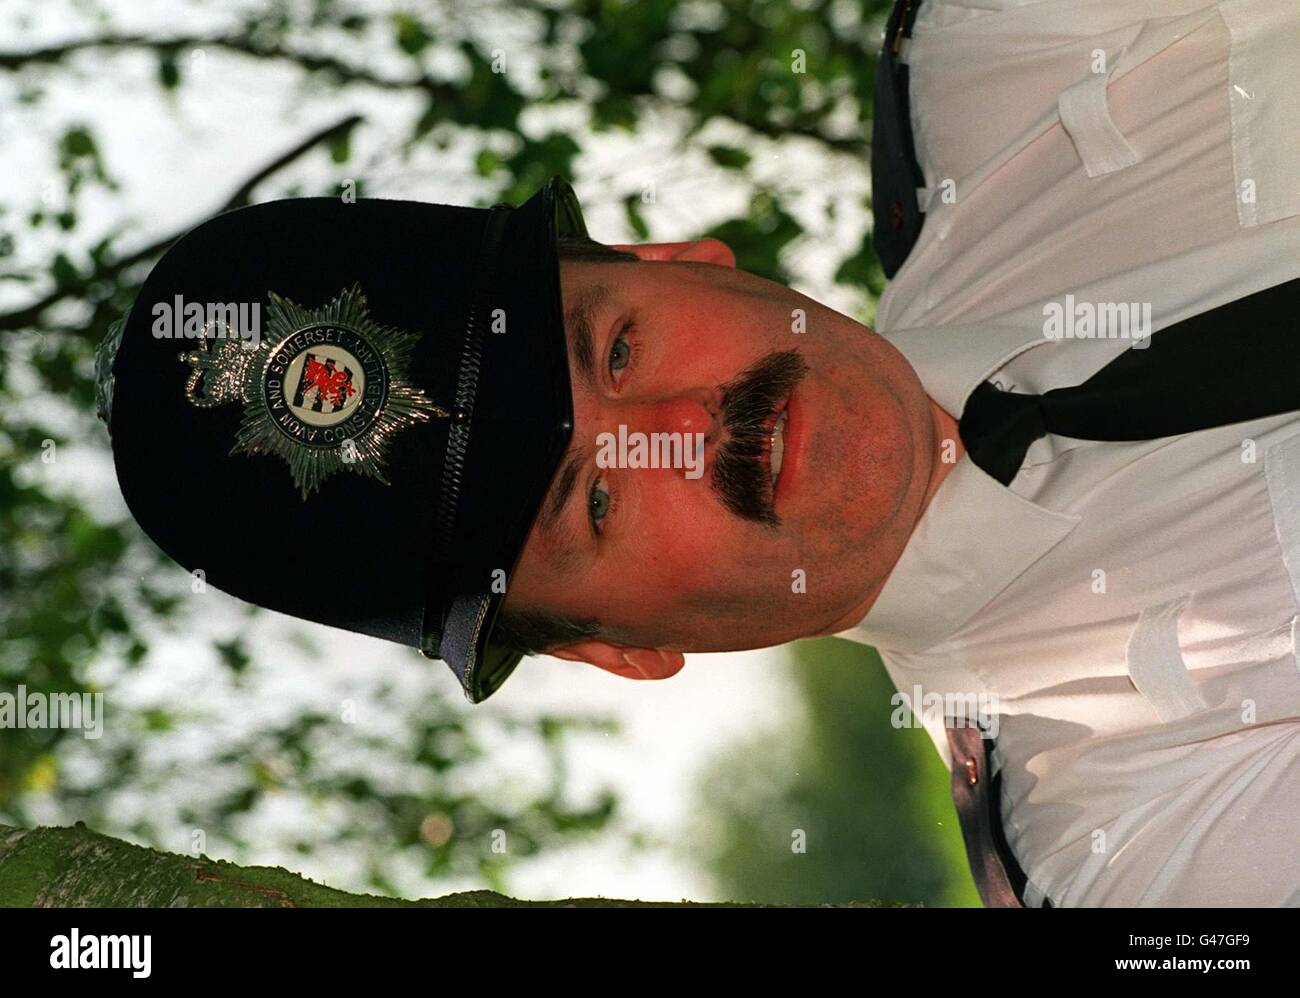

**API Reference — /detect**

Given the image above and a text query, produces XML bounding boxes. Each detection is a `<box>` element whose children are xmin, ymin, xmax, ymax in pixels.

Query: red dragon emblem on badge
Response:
<box><xmin>301</xmin><ymin>357</ymin><xmax>356</xmax><ymax>409</ymax></box>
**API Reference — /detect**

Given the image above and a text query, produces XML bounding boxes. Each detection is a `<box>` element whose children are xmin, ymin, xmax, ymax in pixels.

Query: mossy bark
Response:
<box><xmin>0</xmin><ymin>824</ymin><xmax>912</xmax><ymax>907</ymax></box>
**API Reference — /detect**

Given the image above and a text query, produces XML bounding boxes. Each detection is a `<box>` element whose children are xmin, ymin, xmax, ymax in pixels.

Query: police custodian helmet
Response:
<box><xmin>96</xmin><ymin>177</ymin><xmax>587</xmax><ymax>703</ymax></box>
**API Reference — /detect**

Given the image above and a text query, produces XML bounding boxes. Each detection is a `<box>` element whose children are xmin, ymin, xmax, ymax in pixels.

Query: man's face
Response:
<box><xmin>505</xmin><ymin>239</ymin><xmax>941</xmax><ymax>678</ymax></box>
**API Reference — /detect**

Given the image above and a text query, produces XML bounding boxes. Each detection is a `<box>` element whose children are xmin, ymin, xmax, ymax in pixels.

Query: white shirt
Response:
<box><xmin>838</xmin><ymin>0</ymin><xmax>1300</xmax><ymax>905</ymax></box>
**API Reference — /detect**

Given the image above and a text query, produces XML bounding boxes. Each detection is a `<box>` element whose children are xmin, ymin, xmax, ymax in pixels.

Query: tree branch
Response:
<box><xmin>0</xmin><ymin>33</ymin><xmax>458</xmax><ymax>100</ymax></box>
<box><xmin>0</xmin><ymin>33</ymin><xmax>864</xmax><ymax>155</ymax></box>
<box><xmin>0</xmin><ymin>824</ymin><xmax>910</xmax><ymax>906</ymax></box>
<box><xmin>0</xmin><ymin>113</ymin><xmax>362</xmax><ymax>335</ymax></box>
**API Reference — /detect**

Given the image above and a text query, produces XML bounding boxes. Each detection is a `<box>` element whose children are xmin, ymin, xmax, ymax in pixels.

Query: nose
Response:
<box><xmin>619</xmin><ymin>390</ymin><xmax>719</xmax><ymax>443</ymax></box>
<box><xmin>589</xmin><ymin>389</ymin><xmax>721</xmax><ymax>477</ymax></box>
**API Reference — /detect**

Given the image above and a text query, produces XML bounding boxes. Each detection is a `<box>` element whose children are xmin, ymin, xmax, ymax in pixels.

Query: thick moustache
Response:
<box><xmin>711</xmin><ymin>350</ymin><xmax>808</xmax><ymax>526</ymax></box>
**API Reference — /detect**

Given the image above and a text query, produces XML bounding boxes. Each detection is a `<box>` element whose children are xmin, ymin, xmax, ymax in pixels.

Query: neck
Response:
<box><xmin>921</xmin><ymin>395</ymin><xmax>964</xmax><ymax>510</ymax></box>
<box><xmin>816</xmin><ymin>396</ymin><xmax>963</xmax><ymax>636</ymax></box>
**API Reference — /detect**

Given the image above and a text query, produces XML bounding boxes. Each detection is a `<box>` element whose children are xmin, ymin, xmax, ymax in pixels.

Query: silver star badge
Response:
<box><xmin>179</xmin><ymin>284</ymin><xmax>446</xmax><ymax>498</ymax></box>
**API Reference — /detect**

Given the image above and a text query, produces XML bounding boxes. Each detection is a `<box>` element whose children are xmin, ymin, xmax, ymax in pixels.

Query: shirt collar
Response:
<box><xmin>882</xmin><ymin>310</ymin><xmax>1051</xmax><ymax>416</ymax></box>
<box><xmin>839</xmin><ymin>315</ymin><xmax>1081</xmax><ymax>653</ymax></box>
<box><xmin>841</xmin><ymin>456</ymin><xmax>1079</xmax><ymax>652</ymax></box>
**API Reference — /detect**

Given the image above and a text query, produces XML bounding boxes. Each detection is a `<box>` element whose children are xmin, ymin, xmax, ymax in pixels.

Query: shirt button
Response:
<box><xmin>889</xmin><ymin>201</ymin><xmax>905</xmax><ymax>231</ymax></box>
<box><xmin>964</xmin><ymin>757</ymin><xmax>979</xmax><ymax>785</ymax></box>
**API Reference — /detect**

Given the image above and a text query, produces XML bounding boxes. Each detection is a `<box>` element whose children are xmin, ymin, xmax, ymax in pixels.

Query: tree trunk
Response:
<box><xmin>0</xmin><ymin>825</ymin><xmax>910</xmax><ymax>907</ymax></box>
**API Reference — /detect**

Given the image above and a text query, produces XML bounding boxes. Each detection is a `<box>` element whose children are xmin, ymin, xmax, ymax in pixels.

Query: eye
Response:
<box><xmin>608</xmin><ymin>324</ymin><xmax>633</xmax><ymax>382</ymax></box>
<box><xmin>589</xmin><ymin>479</ymin><xmax>611</xmax><ymax>533</ymax></box>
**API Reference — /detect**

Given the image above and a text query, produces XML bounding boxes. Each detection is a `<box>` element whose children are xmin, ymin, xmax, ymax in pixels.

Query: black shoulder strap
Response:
<box><xmin>871</xmin><ymin>0</ymin><xmax>928</xmax><ymax>278</ymax></box>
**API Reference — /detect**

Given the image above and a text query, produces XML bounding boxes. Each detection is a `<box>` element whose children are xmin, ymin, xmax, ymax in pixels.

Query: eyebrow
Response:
<box><xmin>539</xmin><ymin>447</ymin><xmax>583</xmax><ymax>536</ymax></box>
<box><xmin>534</xmin><ymin>282</ymin><xmax>613</xmax><ymax>542</ymax></box>
<box><xmin>564</xmin><ymin>282</ymin><xmax>611</xmax><ymax>391</ymax></box>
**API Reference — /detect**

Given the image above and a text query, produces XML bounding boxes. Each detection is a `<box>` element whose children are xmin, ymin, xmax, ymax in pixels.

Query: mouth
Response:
<box><xmin>769</xmin><ymin>408</ymin><xmax>789</xmax><ymax>488</ymax></box>
<box><xmin>762</xmin><ymin>394</ymin><xmax>793</xmax><ymax>494</ymax></box>
<box><xmin>712</xmin><ymin>350</ymin><xmax>809</xmax><ymax>526</ymax></box>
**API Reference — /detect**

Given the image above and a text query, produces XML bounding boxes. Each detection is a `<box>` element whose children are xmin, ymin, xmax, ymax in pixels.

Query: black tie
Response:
<box><xmin>959</xmin><ymin>278</ymin><xmax>1300</xmax><ymax>486</ymax></box>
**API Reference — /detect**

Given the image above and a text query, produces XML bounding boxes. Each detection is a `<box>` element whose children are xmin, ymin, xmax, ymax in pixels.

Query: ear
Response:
<box><xmin>608</xmin><ymin>238</ymin><xmax>736</xmax><ymax>268</ymax></box>
<box><xmin>548</xmin><ymin>640</ymin><xmax>686</xmax><ymax>680</ymax></box>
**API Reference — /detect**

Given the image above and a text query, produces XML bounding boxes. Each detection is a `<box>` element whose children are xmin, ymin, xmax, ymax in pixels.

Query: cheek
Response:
<box><xmin>619</xmin><ymin>484</ymin><xmax>730</xmax><ymax>581</ymax></box>
<box><xmin>616</xmin><ymin>479</ymin><xmax>794</xmax><ymax>599</ymax></box>
<box><xmin>645</xmin><ymin>293</ymin><xmax>795</xmax><ymax>382</ymax></box>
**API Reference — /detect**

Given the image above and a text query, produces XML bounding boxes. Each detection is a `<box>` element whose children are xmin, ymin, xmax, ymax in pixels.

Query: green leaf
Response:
<box><xmin>833</xmin><ymin>232</ymin><xmax>887</xmax><ymax>299</ymax></box>
<box><xmin>474</xmin><ymin>149</ymin><xmax>500</xmax><ymax>178</ymax></box>
<box><xmin>142</xmin><ymin>708</ymin><xmax>174</xmax><ymax>733</ymax></box>
<box><xmin>412</xmin><ymin>102</ymin><xmax>445</xmax><ymax>141</ymax></box>
<box><xmin>393</xmin><ymin>13</ymin><xmax>432</xmax><ymax>56</ymax></box>
<box><xmin>623</xmin><ymin>194</ymin><xmax>649</xmax><ymax>240</ymax></box>
<box><xmin>703</xmin><ymin>190</ymin><xmax>803</xmax><ymax>283</ymax></box>
<box><xmin>58</xmin><ymin>127</ymin><xmax>96</xmax><ymax>159</ymax></box>
<box><xmin>451</xmin><ymin>42</ymin><xmax>525</xmax><ymax>132</ymax></box>
<box><xmin>50</xmin><ymin>253</ymin><xmax>79</xmax><ymax>289</ymax></box>
<box><xmin>214</xmin><ymin>638</ymin><xmax>251</xmax><ymax>676</ymax></box>
<box><xmin>158</xmin><ymin>54</ymin><xmax>180</xmax><ymax>90</ymax></box>
<box><xmin>707</xmin><ymin>145</ymin><xmax>752</xmax><ymax>170</ymax></box>
<box><xmin>329</xmin><ymin>130</ymin><xmax>351</xmax><ymax>164</ymax></box>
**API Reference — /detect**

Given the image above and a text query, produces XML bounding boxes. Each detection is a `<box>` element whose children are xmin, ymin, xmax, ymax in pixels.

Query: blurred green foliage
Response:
<box><xmin>692</xmin><ymin>638</ymin><xmax>979</xmax><ymax>906</ymax></box>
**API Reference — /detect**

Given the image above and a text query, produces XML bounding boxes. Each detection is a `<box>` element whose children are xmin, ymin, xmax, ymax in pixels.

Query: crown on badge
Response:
<box><xmin>180</xmin><ymin>334</ymin><xmax>259</xmax><ymax>407</ymax></box>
